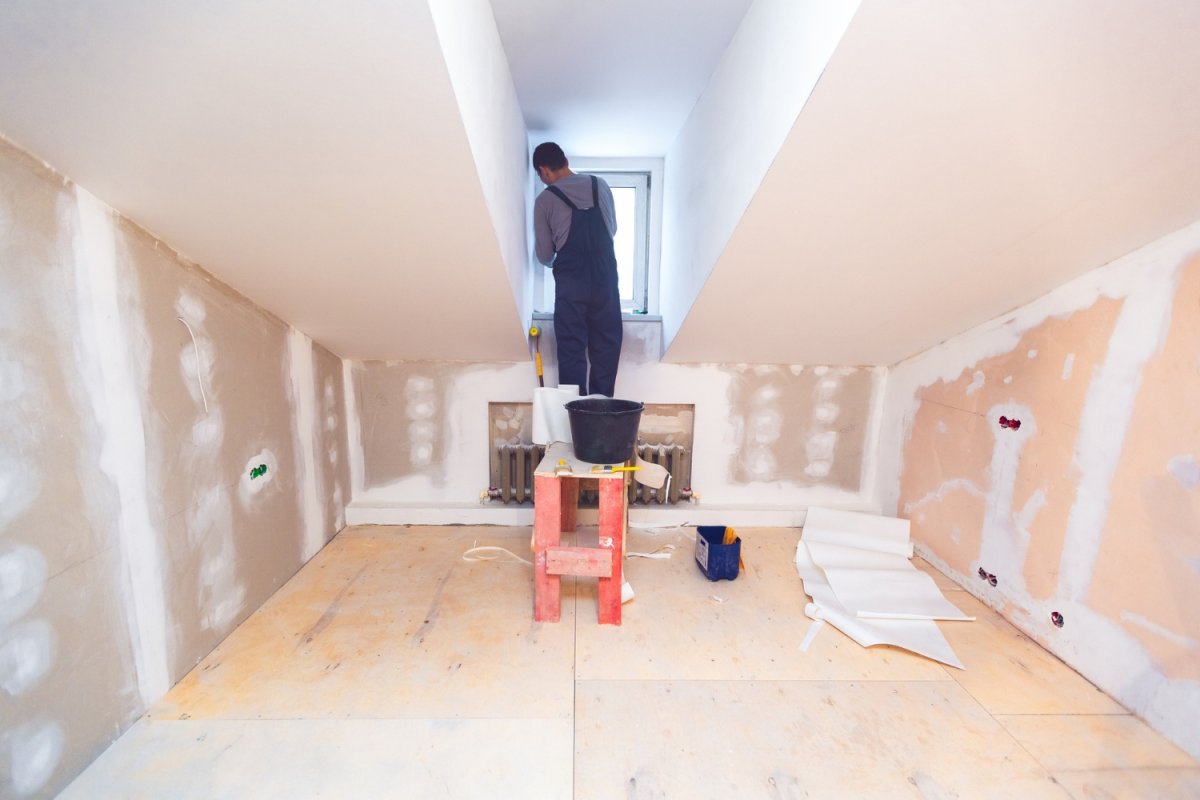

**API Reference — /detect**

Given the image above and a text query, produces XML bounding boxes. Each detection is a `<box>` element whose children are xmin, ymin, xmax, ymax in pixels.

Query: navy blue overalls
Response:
<box><xmin>546</xmin><ymin>175</ymin><xmax>623</xmax><ymax>397</ymax></box>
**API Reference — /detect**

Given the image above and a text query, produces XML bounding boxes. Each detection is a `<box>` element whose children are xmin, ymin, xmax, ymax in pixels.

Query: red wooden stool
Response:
<box><xmin>533</xmin><ymin>443</ymin><xmax>627</xmax><ymax>625</ymax></box>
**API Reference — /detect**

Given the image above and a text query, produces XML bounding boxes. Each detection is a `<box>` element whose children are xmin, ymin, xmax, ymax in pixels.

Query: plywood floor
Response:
<box><xmin>62</xmin><ymin>525</ymin><xmax>1200</xmax><ymax>799</ymax></box>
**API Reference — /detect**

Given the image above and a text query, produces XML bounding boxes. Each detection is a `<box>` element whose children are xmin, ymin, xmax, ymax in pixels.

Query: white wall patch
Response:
<box><xmin>71</xmin><ymin>186</ymin><xmax>170</xmax><ymax>705</ymax></box>
<box><xmin>0</xmin><ymin>544</ymin><xmax>47</xmax><ymax>626</ymax></box>
<box><xmin>978</xmin><ymin>404</ymin><xmax>1037</xmax><ymax>586</ymax></box>
<box><xmin>1062</xmin><ymin>353</ymin><xmax>1076</xmax><ymax>380</ymax></box>
<box><xmin>5</xmin><ymin>719</ymin><xmax>65</xmax><ymax>796</ymax></box>
<box><xmin>0</xmin><ymin>619</ymin><xmax>56</xmax><ymax>696</ymax></box>
<box><xmin>965</xmin><ymin>371</ymin><xmax>985</xmax><ymax>395</ymax></box>
<box><xmin>1120</xmin><ymin>611</ymin><xmax>1200</xmax><ymax>650</ymax></box>
<box><xmin>187</xmin><ymin>484</ymin><xmax>245</xmax><ymax>632</ymax></box>
<box><xmin>814</xmin><ymin>402</ymin><xmax>840</xmax><ymax>424</ymax></box>
<box><xmin>804</xmin><ymin>430</ymin><xmax>838</xmax><ymax>478</ymax></box>
<box><xmin>405</xmin><ymin>374</ymin><xmax>438</xmax><ymax>470</ymax></box>
<box><xmin>288</xmin><ymin>328</ymin><xmax>325</xmax><ymax>561</ymax></box>
<box><xmin>1058</xmin><ymin>262</ymin><xmax>1180</xmax><ymax>601</ymax></box>
<box><xmin>903</xmin><ymin>478</ymin><xmax>986</xmax><ymax>517</ymax></box>
<box><xmin>239</xmin><ymin>449</ymin><xmax>279</xmax><ymax>501</ymax></box>
<box><xmin>1168</xmin><ymin>454</ymin><xmax>1200</xmax><ymax>490</ymax></box>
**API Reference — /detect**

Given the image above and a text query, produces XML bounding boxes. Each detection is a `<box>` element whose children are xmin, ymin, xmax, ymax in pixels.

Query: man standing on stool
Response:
<box><xmin>532</xmin><ymin>142</ymin><xmax>623</xmax><ymax>397</ymax></box>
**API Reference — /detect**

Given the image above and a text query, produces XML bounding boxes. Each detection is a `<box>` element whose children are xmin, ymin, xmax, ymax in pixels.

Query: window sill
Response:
<box><xmin>532</xmin><ymin>311</ymin><xmax>662</xmax><ymax>323</ymax></box>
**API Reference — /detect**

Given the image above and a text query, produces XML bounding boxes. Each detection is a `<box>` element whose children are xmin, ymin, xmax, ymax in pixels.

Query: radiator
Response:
<box><xmin>491</xmin><ymin>442</ymin><xmax>691</xmax><ymax>505</ymax></box>
<box><xmin>495</xmin><ymin>443</ymin><xmax>545</xmax><ymax>504</ymax></box>
<box><xmin>630</xmin><ymin>443</ymin><xmax>690</xmax><ymax>505</ymax></box>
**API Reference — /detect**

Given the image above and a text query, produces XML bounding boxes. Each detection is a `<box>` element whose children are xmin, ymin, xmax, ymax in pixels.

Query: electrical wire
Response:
<box><xmin>175</xmin><ymin>316</ymin><xmax>209</xmax><ymax>413</ymax></box>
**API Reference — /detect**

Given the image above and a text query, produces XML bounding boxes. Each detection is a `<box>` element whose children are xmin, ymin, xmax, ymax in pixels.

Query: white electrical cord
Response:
<box><xmin>462</xmin><ymin>545</ymin><xmax>533</xmax><ymax>566</ymax></box>
<box><xmin>175</xmin><ymin>316</ymin><xmax>209</xmax><ymax>413</ymax></box>
<box><xmin>626</xmin><ymin>544</ymin><xmax>676</xmax><ymax>559</ymax></box>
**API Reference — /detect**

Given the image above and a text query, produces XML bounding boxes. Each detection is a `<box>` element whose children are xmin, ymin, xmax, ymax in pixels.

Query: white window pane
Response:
<box><xmin>611</xmin><ymin>186</ymin><xmax>636</xmax><ymax>303</ymax></box>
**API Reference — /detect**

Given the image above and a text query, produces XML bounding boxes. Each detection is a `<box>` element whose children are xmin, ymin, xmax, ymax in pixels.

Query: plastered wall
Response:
<box><xmin>0</xmin><ymin>138</ymin><xmax>350</xmax><ymax>798</ymax></box>
<box><xmin>883</xmin><ymin>221</ymin><xmax>1200</xmax><ymax>760</ymax></box>
<box><xmin>349</xmin><ymin>317</ymin><xmax>883</xmax><ymax>523</ymax></box>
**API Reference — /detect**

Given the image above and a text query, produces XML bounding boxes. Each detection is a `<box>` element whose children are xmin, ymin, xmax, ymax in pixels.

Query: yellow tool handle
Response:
<box><xmin>724</xmin><ymin>527</ymin><xmax>747</xmax><ymax>571</ymax></box>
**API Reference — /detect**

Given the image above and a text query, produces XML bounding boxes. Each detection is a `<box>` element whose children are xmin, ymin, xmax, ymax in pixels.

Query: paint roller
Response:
<box><xmin>529</xmin><ymin>325</ymin><xmax>544</xmax><ymax>387</ymax></box>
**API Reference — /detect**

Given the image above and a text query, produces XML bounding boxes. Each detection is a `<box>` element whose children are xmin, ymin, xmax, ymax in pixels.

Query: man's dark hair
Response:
<box><xmin>532</xmin><ymin>142</ymin><xmax>567</xmax><ymax>171</ymax></box>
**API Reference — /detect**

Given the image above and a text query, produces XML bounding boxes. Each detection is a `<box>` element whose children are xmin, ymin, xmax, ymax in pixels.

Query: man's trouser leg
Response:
<box><xmin>585</xmin><ymin>283</ymin><xmax>623</xmax><ymax>397</ymax></box>
<box><xmin>554</xmin><ymin>280</ymin><xmax>589</xmax><ymax>390</ymax></box>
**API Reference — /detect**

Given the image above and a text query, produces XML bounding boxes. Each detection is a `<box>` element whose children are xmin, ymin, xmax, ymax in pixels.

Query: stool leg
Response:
<box><xmin>561</xmin><ymin>476</ymin><xmax>579</xmax><ymax>532</ymax></box>
<box><xmin>596</xmin><ymin>474</ymin><xmax>626</xmax><ymax>625</ymax></box>
<box><xmin>533</xmin><ymin>474</ymin><xmax>562</xmax><ymax>622</ymax></box>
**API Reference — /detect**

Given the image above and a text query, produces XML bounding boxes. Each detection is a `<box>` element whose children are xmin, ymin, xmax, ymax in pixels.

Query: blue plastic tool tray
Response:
<box><xmin>695</xmin><ymin>525</ymin><xmax>740</xmax><ymax>581</ymax></box>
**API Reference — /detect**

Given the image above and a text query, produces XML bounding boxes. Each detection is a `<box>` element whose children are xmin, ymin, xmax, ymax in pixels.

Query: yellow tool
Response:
<box><xmin>529</xmin><ymin>325</ymin><xmax>544</xmax><ymax>387</ymax></box>
<box><xmin>590</xmin><ymin>465</ymin><xmax>641</xmax><ymax>473</ymax></box>
<box><xmin>724</xmin><ymin>526</ymin><xmax>747</xmax><ymax>572</ymax></box>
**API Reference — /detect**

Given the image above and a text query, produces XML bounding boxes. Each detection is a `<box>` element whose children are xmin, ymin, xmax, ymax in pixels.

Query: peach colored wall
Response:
<box><xmin>0</xmin><ymin>138</ymin><xmax>350</xmax><ymax>797</ymax></box>
<box><xmin>888</xmin><ymin>225</ymin><xmax>1200</xmax><ymax>760</ymax></box>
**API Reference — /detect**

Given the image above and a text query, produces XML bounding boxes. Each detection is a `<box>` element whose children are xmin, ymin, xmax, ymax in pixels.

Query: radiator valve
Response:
<box><xmin>680</xmin><ymin>487</ymin><xmax>696</xmax><ymax>502</ymax></box>
<box><xmin>480</xmin><ymin>486</ymin><xmax>503</xmax><ymax>503</ymax></box>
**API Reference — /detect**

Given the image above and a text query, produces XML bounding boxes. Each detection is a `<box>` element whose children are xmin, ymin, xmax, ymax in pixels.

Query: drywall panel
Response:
<box><xmin>0</xmin><ymin>137</ymin><xmax>350</xmax><ymax>797</ymax></box>
<box><xmin>885</xmin><ymin>220</ymin><xmax>1200</xmax><ymax>760</ymax></box>
<box><xmin>659</xmin><ymin>0</ymin><xmax>859</xmax><ymax>351</ymax></box>
<box><xmin>1</xmin><ymin>141</ymin><xmax>139</xmax><ymax>800</ymax></box>
<box><xmin>350</xmin><ymin>322</ymin><xmax>883</xmax><ymax>521</ymax></box>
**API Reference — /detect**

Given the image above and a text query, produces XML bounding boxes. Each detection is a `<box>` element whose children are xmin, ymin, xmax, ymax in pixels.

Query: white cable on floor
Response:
<box><xmin>462</xmin><ymin>545</ymin><xmax>533</xmax><ymax>566</ymax></box>
<box><xmin>175</xmin><ymin>316</ymin><xmax>209</xmax><ymax>413</ymax></box>
<box><xmin>626</xmin><ymin>544</ymin><xmax>676</xmax><ymax>559</ymax></box>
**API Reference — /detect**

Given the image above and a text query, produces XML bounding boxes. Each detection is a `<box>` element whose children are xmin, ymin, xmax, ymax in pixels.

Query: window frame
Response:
<box><xmin>531</xmin><ymin>156</ymin><xmax>663</xmax><ymax>317</ymax></box>
<box><xmin>583</xmin><ymin>170</ymin><xmax>649</xmax><ymax>312</ymax></box>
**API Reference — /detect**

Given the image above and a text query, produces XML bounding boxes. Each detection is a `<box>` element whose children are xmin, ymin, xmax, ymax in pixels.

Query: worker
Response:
<box><xmin>532</xmin><ymin>142</ymin><xmax>622</xmax><ymax>397</ymax></box>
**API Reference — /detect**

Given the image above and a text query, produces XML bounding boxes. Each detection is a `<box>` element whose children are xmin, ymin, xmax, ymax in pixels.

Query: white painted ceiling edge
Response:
<box><xmin>0</xmin><ymin>0</ymin><xmax>529</xmax><ymax>362</ymax></box>
<box><xmin>665</xmin><ymin>0</ymin><xmax>1200</xmax><ymax>365</ymax></box>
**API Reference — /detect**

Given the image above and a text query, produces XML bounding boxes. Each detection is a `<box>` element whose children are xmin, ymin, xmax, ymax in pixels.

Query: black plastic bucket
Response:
<box><xmin>565</xmin><ymin>398</ymin><xmax>644</xmax><ymax>464</ymax></box>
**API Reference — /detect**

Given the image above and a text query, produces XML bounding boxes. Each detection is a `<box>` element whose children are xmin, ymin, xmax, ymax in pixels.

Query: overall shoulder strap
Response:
<box><xmin>546</xmin><ymin>185</ymin><xmax>577</xmax><ymax>210</ymax></box>
<box><xmin>590</xmin><ymin>175</ymin><xmax>599</xmax><ymax>206</ymax></box>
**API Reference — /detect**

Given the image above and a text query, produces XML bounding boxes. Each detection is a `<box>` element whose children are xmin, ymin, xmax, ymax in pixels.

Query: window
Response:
<box><xmin>533</xmin><ymin>158</ymin><xmax>662</xmax><ymax>317</ymax></box>
<box><xmin>585</xmin><ymin>171</ymin><xmax>649</xmax><ymax>313</ymax></box>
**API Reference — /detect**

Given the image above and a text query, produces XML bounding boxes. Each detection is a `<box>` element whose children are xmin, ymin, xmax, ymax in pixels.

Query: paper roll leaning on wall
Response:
<box><xmin>532</xmin><ymin>385</ymin><xmax>579</xmax><ymax>445</ymax></box>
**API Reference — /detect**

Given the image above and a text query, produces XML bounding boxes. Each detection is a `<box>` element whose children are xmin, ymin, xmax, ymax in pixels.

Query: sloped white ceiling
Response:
<box><xmin>3</xmin><ymin>1</ymin><xmax>1199</xmax><ymax>367</ymax></box>
<box><xmin>490</xmin><ymin>0</ymin><xmax>755</xmax><ymax>156</ymax></box>
<box><xmin>0</xmin><ymin>0</ymin><xmax>527</xmax><ymax>361</ymax></box>
<box><xmin>665</xmin><ymin>0</ymin><xmax>1200</xmax><ymax>365</ymax></box>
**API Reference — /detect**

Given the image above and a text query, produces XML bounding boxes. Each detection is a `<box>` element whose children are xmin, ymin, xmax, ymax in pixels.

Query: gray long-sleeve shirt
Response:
<box><xmin>533</xmin><ymin>173</ymin><xmax>617</xmax><ymax>267</ymax></box>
